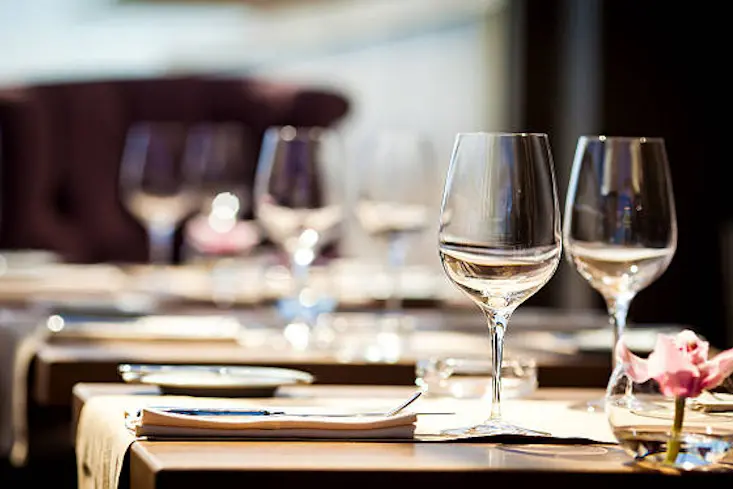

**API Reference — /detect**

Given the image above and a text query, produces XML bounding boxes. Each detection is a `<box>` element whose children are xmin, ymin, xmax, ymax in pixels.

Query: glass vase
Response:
<box><xmin>605</xmin><ymin>362</ymin><xmax>733</xmax><ymax>471</ymax></box>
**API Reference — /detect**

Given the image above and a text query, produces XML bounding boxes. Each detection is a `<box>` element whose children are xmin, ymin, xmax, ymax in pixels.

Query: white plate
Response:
<box><xmin>118</xmin><ymin>364</ymin><xmax>315</xmax><ymax>397</ymax></box>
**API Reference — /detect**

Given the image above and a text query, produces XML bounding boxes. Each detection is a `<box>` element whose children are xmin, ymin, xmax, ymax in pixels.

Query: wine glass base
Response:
<box><xmin>442</xmin><ymin>419</ymin><xmax>551</xmax><ymax>437</ymax></box>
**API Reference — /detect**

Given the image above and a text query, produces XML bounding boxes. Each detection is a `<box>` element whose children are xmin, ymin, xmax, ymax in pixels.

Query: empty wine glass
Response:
<box><xmin>438</xmin><ymin>132</ymin><xmax>562</xmax><ymax>436</ymax></box>
<box><xmin>563</xmin><ymin>135</ymin><xmax>677</xmax><ymax>411</ymax></box>
<box><xmin>182</xmin><ymin>122</ymin><xmax>262</xmax><ymax>307</ymax></box>
<box><xmin>120</xmin><ymin>122</ymin><xmax>200</xmax><ymax>266</ymax></box>
<box><xmin>355</xmin><ymin>130</ymin><xmax>435</xmax><ymax>317</ymax></box>
<box><xmin>253</xmin><ymin>125</ymin><xmax>345</xmax><ymax>350</ymax></box>
<box><xmin>182</xmin><ymin>122</ymin><xmax>261</xmax><ymax>261</ymax></box>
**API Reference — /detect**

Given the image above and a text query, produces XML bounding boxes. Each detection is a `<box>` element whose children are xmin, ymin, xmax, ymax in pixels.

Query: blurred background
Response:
<box><xmin>0</xmin><ymin>0</ymin><xmax>727</xmax><ymax>348</ymax></box>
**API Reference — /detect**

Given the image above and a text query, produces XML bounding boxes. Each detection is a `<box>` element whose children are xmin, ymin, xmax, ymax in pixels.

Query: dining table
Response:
<box><xmin>17</xmin><ymin>301</ymin><xmax>689</xmax><ymax>468</ymax></box>
<box><xmin>71</xmin><ymin>383</ymin><xmax>733</xmax><ymax>489</ymax></box>
<box><xmin>0</xmin><ymin>259</ymin><xmax>696</xmax><ymax>488</ymax></box>
<box><xmin>17</xmin><ymin>306</ymin><xmax>616</xmax><ymax>466</ymax></box>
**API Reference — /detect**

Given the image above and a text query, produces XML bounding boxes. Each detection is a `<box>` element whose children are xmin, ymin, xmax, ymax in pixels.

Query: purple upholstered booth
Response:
<box><xmin>0</xmin><ymin>75</ymin><xmax>349</xmax><ymax>263</ymax></box>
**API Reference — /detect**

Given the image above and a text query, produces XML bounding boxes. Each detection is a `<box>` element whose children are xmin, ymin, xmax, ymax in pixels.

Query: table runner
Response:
<box><xmin>75</xmin><ymin>391</ymin><xmax>615</xmax><ymax>489</ymax></box>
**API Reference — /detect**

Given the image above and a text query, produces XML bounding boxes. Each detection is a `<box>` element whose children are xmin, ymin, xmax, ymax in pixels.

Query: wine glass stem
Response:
<box><xmin>148</xmin><ymin>222</ymin><xmax>175</xmax><ymax>265</ymax></box>
<box><xmin>606</xmin><ymin>296</ymin><xmax>631</xmax><ymax>370</ymax></box>
<box><xmin>385</xmin><ymin>232</ymin><xmax>407</xmax><ymax>314</ymax></box>
<box><xmin>485</xmin><ymin>310</ymin><xmax>507</xmax><ymax>420</ymax></box>
<box><xmin>292</xmin><ymin>260</ymin><xmax>309</xmax><ymax>296</ymax></box>
<box><xmin>290</xmin><ymin>248</ymin><xmax>314</xmax><ymax>319</ymax></box>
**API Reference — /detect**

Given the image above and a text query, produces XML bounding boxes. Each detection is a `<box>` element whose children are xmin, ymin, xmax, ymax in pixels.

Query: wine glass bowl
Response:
<box><xmin>120</xmin><ymin>122</ymin><xmax>200</xmax><ymax>266</ymax></box>
<box><xmin>180</xmin><ymin>122</ymin><xmax>262</xmax><ymax>307</ymax></box>
<box><xmin>355</xmin><ymin>131</ymin><xmax>434</xmax><ymax>240</ymax></box>
<box><xmin>438</xmin><ymin>132</ymin><xmax>562</xmax><ymax>435</ymax></box>
<box><xmin>563</xmin><ymin>135</ymin><xmax>677</xmax><ymax>409</ymax></box>
<box><xmin>184</xmin><ymin>122</ymin><xmax>253</xmax><ymax>217</ymax></box>
<box><xmin>255</xmin><ymin>126</ymin><xmax>343</xmax><ymax>260</ymax></box>
<box><xmin>182</xmin><ymin>122</ymin><xmax>261</xmax><ymax>260</ymax></box>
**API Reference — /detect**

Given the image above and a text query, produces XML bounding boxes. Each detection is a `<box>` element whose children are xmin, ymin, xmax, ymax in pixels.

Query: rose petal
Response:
<box><xmin>647</xmin><ymin>334</ymin><xmax>698</xmax><ymax>377</ymax></box>
<box><xmin>647</xmin><ymin>334</ymin><xmax>707</xmax><ymax>397</ymax></box>
<box><xmin>655</xmin><ymin>371</ymin><xmax>705</xmax><ymax>398</ymax></box>
<box><xmin>615</xmin><ymin>339</ymin><xmax>650</xmax><ymax>383</ymax></box>
<box><xmin>700</xmin><ymin>348</ymin><xmax>733</xmax><ymax>390</ymax></box>
<box><xmin>674</xmin><ymin>330</ymin><xmax>709</xmax><ymax>365</ymax></box>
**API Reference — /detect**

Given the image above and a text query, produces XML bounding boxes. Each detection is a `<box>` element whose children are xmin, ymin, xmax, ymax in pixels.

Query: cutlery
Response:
<box><xmin>133</xmin><ymin>390</ymin><xmax>454</xmax><ymax>418</ymax></box>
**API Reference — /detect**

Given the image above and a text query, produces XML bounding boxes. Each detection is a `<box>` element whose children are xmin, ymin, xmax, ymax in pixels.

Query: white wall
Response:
<box><xmin>0</xmin><ymin>0</ymin><xmax>506</xmax><ymax>83</ymax></box>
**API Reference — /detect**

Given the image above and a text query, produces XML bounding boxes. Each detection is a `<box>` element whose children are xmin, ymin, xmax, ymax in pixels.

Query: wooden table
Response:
<box><xmin>72</xmin><ymin>384</ymin><xmax>732</xmax><ymax>489</ymax></box>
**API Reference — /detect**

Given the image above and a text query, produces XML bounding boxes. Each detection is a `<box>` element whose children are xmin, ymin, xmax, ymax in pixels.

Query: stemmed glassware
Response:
<box><xmin>253</xmin><ymin>125</ymin><xmax>344</xmax><ymax>350</ymax></box>
<box><xmin>182</xmin><ymin>122</ymin><xmax>262</xmax><ymax>306</ymax></box>
<box><xmin>120</xmin><ymin>122</ymin><xmax>200</xmax><ymax>267</ymax></box>
<box><xmin>182</xmin><ymin>122</ymin><xmax>260</xmax><ymax>261</ymax></box>
<box><xmin>563</xmin><ymin>135</ymin><xmax>677</xmax><ymax>410</ymax></box>
<box><xmin>438</xmin><ymin>132</ymin><xmax>562</xmax><ymax>435</ymax></box>
<box><xmin>355</xmin><ymin>130</ymin><xmax>435</xmax><ymax>317</ymax></box>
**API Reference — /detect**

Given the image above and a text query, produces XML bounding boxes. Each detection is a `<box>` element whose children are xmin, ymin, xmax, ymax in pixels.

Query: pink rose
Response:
<box><xmin>615</xmin><ymin>329</ymin><xmax>733</xmax><ymax>398</ymax></box>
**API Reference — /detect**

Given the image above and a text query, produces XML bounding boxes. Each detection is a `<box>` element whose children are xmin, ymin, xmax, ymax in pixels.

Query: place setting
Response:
<box><xmin>68</xmin><ymin>129</ymin><xmax>733</xmax><ymax>489</ymax></box>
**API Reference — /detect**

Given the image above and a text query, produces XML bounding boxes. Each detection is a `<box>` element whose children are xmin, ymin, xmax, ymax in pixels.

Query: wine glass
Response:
<box><xmin>563</xmin><ymin>135</ymin><xmax>677</xmax><ymax>410</ymax></box>
<box><xmin>355</xmin><ymin>130</ymin><xmax>435</xmax><ymax>318</ymax></box>
<box><xmin>182</xmin><ymin>122</ymin><xmax>262</xmax><ymax>306</ymax></box>
<box><xmin>253</xmin><ymin>125</ymin><xmax>345</xmax><ymax>350</ymax></box>
<box><xmin>438</xmin><ymin>132</ymin><xmax>562</xmax><ymax>436</ymax></box>
<box><xmin>120</xmin><ymin>122</ymin><xmax>200</xmax><ymax>267</ymax></box>
<box><xmin>182</xmin><ymin>122</ymin><xmax>261</xmax><ymax>260</ymax></box>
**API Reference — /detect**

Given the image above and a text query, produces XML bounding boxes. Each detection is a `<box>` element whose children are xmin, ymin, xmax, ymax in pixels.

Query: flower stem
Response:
<box><xmin>664</xmin><ymin>396</ymin><xmax>685</xmax><ymax>465</ymax></box>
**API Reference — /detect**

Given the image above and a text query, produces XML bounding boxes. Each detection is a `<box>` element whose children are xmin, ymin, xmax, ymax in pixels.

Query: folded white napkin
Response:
<box><xmin>128</xmin><ymin>408</ymin><xmax>418</xmax><ymax>440</ymax></box>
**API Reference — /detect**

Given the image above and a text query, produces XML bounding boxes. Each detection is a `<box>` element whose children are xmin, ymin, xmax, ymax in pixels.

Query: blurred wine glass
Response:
<box><xmin>254</xmin><ymin>125</ymin><xmax>345</xmax><ymax>350</ymax></box>
<box><xmin>120</xmin><ymin>122</ymin><xmax>199</xmax><ymax>266</ymax></box>
<box><xmin>355</xmin><ymin>130</ymin><xmax>435</xmax><ymax>316</ymax></box>
<box><xmin>183</xmin><ymin>123</ymin><xmax>261</xmax><ymax>260</ymax></box>
<box><xmin>563</xmin><ymin>135</ymin><xmax>677</xmax><ymax>411</ymax></box>
<box><xmin>182</xmin><ymin>122</ymin><xmax>262</xmax><ymax>306</ymax></box>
